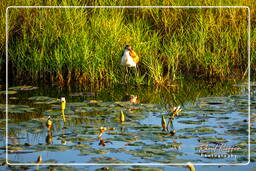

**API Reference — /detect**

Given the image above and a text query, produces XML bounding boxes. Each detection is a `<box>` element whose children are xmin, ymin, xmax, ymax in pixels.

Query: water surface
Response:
<box><xmin>0</xmin><ymin>80</ymin><xmax>254</xmax><ymax>170</ymax></box>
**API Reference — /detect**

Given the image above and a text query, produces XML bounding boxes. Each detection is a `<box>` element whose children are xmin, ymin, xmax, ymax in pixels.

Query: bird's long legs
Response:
<box><xmin>124</xmin><ymin>66</ymin><xmax>139</xmax><ymax>84</ymax></box>
<box><xmin>125</xmin><ymin>66</ymin><xmax>129</xmax><ymax>84</ymax></box>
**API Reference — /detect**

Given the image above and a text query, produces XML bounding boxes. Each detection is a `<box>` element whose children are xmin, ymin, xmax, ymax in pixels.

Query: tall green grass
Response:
<box><xmin>0</xmin><ymin>0</ymin><xmax>255</xmax><ymax>86</ymax></box>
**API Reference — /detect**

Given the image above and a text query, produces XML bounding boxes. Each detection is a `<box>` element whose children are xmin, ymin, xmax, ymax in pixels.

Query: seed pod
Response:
<box><xmin>61</xmin><ymin>97</ymin><xmax>66</xmax><ymax>110</ymax></box>
<box><xmin>161</xmin><ymin>115</ymin><xmax>166</xmax><ymax>131</ymax></box>
<box><xmin>46</xmin><ymin>116</ymin><xmax>52</xmax><ymax>131</ymax></box>
<box><xmin>36</xmin><ymin>155</ymin><xmax>42</xmax><ymax>164</ymax></box>
<box><xmin>120</xmin><ymin>111</ymin><xmax>125</xmax><ymax>122</ymax></box>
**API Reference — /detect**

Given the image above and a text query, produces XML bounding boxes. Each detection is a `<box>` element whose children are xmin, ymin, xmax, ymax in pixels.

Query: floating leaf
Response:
<box><xmin>28</xmin><ymin>96</ymin><xmax>58</xmax><ymax>104</ymax></box>
<box><xmin>35</xmin><ymin>144</ymin><xmax>72</xmax><ymax>152</ymax></box>
<box><xmin>198</xmin><ymin>136</ymin><xmax>228</xmax><ymax>144</ymax></box>
<box><xmin>178</xmin><ymin>120</ymin><xmax>207</xmax><ymax>124</ymax></box>
<box><xmin>9</xmin><ymin>86</ymin><xmax>38</xmax><ymax>91</ymax></box>
<box><xmin>0</xmin><ymin>90</ymin><xmax>17</xmax><ymax>95</ymax></box>
<box><xmin>89</xmin><ymin>156</ymin><xmax>122</xmax><ymax>163</ymax></box>
<box><xmin>80</xmin><ymin>149</ymin><xmax>109</xmax><ymax>156</ymax></box>
<box><xmin>2</xmin><ymin>104</ymin><xmax>35</xmax><ymax>114</ymax></box>
<box><xmin>129</xmin><ymin>166</ymin><xmax>163</xmax><ymax>171</ymax></box>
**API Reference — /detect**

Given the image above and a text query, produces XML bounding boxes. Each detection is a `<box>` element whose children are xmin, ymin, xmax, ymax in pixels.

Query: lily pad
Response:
<box><xmin>46</xmin><ymin>165</ymin><xmax>77</xmax><ymax>170</ymax></box>
<box><xmin>9</xmin><ymin>85</ymin><xmax>38</xmax><ymax>91</ymax></box>
<box><xmin>179</xmin><ymin>127</ymin><xmax>217</xmax><ymax>134</ymax></box>
<box><xmin>198</xmin><ymin>136</ymin><xmax>228</xmax><ymax>144</ymax></box>
<box><xmin>72</xmin><ymin>144</ymin><xmax>90</xmax><ymax>150</ymax></box>
<box><xmin>174</xmin><ymin>134</ymin><xmax>198</xmax><ymax>139</ymax></box>
<box><xmin>28</xmin><ymin>96</ymin><xmax>59</xmax><ymax>104</ymax></box>
<box><xmin>129</xmin><ymin>166</ymin><xmax>163</xmax><ymax>171</ymax></box>
<box><xmin>35</xmin><ymin>144</ymin><xmax>72</xmax><ymax>152</ymax></box>
<box><xmin>43</xmin><ymin>109</ymin><xmax>61</xmax><ymax>116</ymax></box>
<box><xmin>65</xmin><ymin>135</ymin><xmax>96</xmax><ymax>144</ymax></box>
<box><xmin>126</xmin><ymin>141</ymin><xmax>146</xmax><ymax>146</ymax></box>
<box><xmin>178</xmin><ymin>120</ymin><xmax>207</xmax><ymax>124</ymax></box>
<box><xmin>0</xmin><ymin>90</ymin><xmax>17</xmax><ymax>95</ymax></box>
<box><xmin>3</xmin><ymin>104</ymin><xmax>35</xmax><ymax>114</ymax></box>
<box><xmin>79</xmin><ymin>149</ymin><xmax>109</xmax><ymax>155</ymax></box>
<box><xmin>19</xmin><ymin>120</ymin><xmax>43</xmax><ymax>128</ymax></box>
<box><xmin>89</xmin><ymin>156</ymin><xmax>123</xmax><ymax>163</ymax></box>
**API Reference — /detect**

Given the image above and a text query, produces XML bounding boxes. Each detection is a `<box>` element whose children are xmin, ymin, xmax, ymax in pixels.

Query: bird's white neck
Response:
<box><xmin>123</xmin><ymin>49</ymin><xmax>130</xmax><ymax>55</ymax></box>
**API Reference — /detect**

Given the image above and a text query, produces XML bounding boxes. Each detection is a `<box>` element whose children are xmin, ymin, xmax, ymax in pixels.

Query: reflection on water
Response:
<box><xmin>45</xmin><ymin>131</ymin><xmax>52</xmax><ymax>145</ymax></box>
<box><xmin>0</xmin><ymin>80</ymin><xmax>253</xmax><ymax>169</ymax></box>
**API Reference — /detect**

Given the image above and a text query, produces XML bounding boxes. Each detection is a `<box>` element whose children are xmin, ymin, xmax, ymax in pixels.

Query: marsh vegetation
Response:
<box><xmin>1</xmin><ymin>0</ymin><xmax>254</xmax><ymax>86</ymax></box>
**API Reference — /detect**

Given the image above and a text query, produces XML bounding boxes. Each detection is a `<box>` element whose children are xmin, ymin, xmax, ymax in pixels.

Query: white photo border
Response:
<box><xmin>5</xmin><ymin>6</ymin><xmax>251</xmax><ymax>166</ymax></box>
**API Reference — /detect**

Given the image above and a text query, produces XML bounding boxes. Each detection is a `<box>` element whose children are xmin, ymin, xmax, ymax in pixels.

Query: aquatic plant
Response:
<box><xmin>98</xmin><ymin>127</ymin><xmax>116</xmax><ymax>138</ymax></box>
<box><xmin>98</xmin><ymin>127</ymin><xmax>107</xmax><ymax>138</ymax></box>
<box><xmin>170</xmin><ymin>106</ymin><xmax>182</xmax><ymax>119</ymax></box>
<box><xmin>36</xmin><ymin>155</ymin><xmax>42</xmax><ymax>164</ymax></box>
<box><xmin>186</xmin><ymin>162</ymin><xmax>195</xmax><ymax>171</ymax></box>
<box><xmin>61</xmin><ymin>97</ymin><xmax>66</xmax><ymax>110</ymax></box>
<box><xmin>161</xmin><ymin>115</ymin><xmax>166</xmax><ymax>131</ymax></box>
<box><xmin>46</xmin><ymin>116</ymin><xmax>52</xmax><ymax>131</ymax></box>
<box><xmin>120</xmin><ymin>110</ymin><xmax>125</xmax><ymax>122</ymax></box>
<box><xmin>1</xmin><ymin>82</ymin><xmax>250</xmax><ymax>165</ymax></box>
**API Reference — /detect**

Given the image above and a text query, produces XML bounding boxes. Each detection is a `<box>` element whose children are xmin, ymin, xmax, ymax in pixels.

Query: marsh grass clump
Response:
<box><xmin>1</xmin><ymin>0</ymin><xmax>254</xmax><ymax>86</ymax></box>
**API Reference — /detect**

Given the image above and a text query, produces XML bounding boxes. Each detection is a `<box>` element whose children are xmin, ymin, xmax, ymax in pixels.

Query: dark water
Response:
<box><xmin>0</xmin><ymin>80</ymin><xmax>255</xmax><ymax>171</ymax></box>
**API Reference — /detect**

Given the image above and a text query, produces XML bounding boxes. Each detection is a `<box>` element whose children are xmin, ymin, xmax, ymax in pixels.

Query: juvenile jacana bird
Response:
<box><xmin>46</xmin><ymin>116</ymin><xmax>52</xmax><ymax>131</ymax></box>
<box><xmin>121</xmin><ymin>45</ymin><xmax>140</xmax><ymax>82</ymax></box>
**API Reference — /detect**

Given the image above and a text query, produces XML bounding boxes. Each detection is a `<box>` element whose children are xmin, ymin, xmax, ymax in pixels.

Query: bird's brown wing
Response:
<box><xmin>129</xmin><ymin>50</ymin><xmax>139</xmax><ymax>63</ymax></box>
